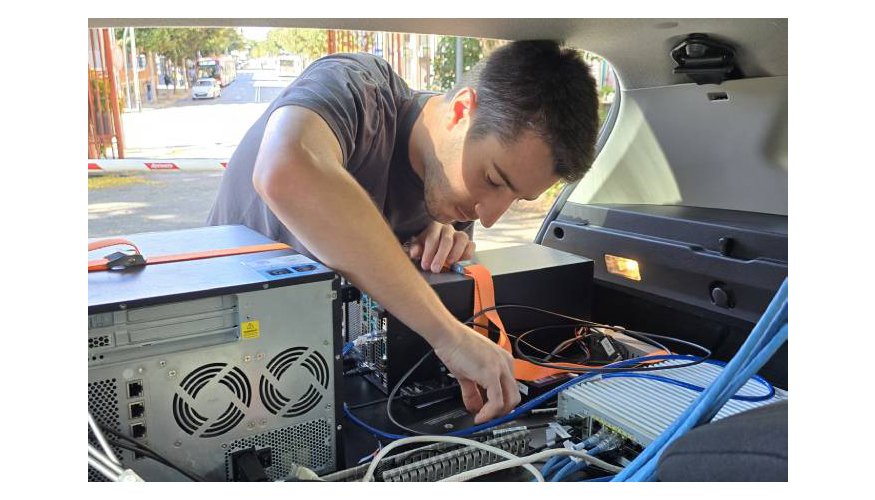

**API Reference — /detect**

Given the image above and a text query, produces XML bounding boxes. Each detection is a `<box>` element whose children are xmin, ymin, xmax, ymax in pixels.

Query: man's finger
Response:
<box><xmin>445</xmin><ymin>231</ymin><xmax>470</xmax><ymax>266</ymax></box>
<box><xmin>459</xmin><ymin>379</ymin><xmax>484</xmax><ymax>415</ymax></box>
<box><xmin>500</xmin><ymin>372</ymin><xmax>521</xmax><ymax>416</ymax></box>
<box><xmin>461</xmin><ymin>241</ymin><xmax>476</xmax><ymax>261</ymax></box>
<box><xmin>430</xmin><ymin>225</ymin><xmax>455</xmax><ymax>273</ymax></box>
<box><xmin>408</xmin><ymin>241</ymin><xmax>422</xmax><ymax>259</ymax></box>
<box><xmin>474</xmin><ymin>376</ymin><xmax>505</xmax><ymax>424</ymax></box>
<box><xmin>419</xmin><ymin>224</ymin><xmax>442</xmax><ymax>271</ymax></box>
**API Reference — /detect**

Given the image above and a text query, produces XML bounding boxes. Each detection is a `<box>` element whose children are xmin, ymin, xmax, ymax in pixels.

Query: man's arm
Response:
<box><xmin>252</xmin><ymin>105</ymin><xmax>520</xmax><ymax>423</ymax></box>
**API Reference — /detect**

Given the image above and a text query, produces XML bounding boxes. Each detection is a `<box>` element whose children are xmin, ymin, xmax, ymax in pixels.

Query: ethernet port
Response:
<box><xmin>127</xmin><ymin>380</ymin><xmax>144</xmax><ymax>399</ymax></box>
<box><xmin>129</xmin><ymin>401</ymin><xmax>145</xmax><ymax>420</ymax></box>
<box><xmin>131</xmin><ymin>422</ymin><xmax>147</xmax><ymax>439</ymax></box>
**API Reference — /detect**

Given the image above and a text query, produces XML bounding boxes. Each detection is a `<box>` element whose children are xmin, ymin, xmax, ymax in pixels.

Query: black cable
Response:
<box><xmin>98</xmin><ymin>425</ymin><xmax>206</xmax><ymax>482</ymax></box>
<box><xmin>514</xmin><ymin>324</ymin><xmax>711</xmax><ymax>373</ymax></box>
<box><xmin>103</xmin><ymin>440</ymin><xmax>203</xmax><ymax>482</ymax></box>
<box><xmin>471</xmin><ymin>304</ymin><xmax>674</xmax><ymax>356</ymax></box>
<box><xmin>385</xmin><ymin>304</ymin><xmax>712</xmax><ymax>436</ymax></box>
<box><xmin>347</xmin><ymin>397</ymin><xmax>390</xmax><ymax>410</ymax></box>
<box><xmin>471</xmin><ymin>304</ymin><xmax>713</xmax><ymax>373</ymax></box>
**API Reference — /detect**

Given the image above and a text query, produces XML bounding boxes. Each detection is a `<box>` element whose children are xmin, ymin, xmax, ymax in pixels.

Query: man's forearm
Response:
<box><xmin>255</xmin><ymin>140</ymin><xmax>460</xmax><ymax>350</ymax></box>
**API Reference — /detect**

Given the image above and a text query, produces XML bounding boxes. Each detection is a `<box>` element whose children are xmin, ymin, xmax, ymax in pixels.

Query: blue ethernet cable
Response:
<box><xmin>601</xmin><ymin>364</ymin><xmax>775</xmax><ymax>402</ymax></box>
<box><xmin>618</xmin><ymin>282</ymin><xmax>788</xmax><ymax>481</ymax></box>
<box><xmin>613</xmin><ymin>279</ymin><xmax>787</xmax><ymax>481</ymax></box>
<box><xmin>630</xmin><ymin>321</ymin><xmax>788</xmax><ymax>482</ymax></box>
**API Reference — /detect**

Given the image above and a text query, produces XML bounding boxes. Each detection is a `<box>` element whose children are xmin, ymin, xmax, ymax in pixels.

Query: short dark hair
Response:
<box><xmin>450</xmin><ymin>40</ymin><xmax>600</xmax><ymax>183</ymax></box>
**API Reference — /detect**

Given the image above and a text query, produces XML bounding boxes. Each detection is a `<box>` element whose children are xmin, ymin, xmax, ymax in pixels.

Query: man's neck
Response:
<box><xmin>408</xmin><ymin>95</ymin><xmax>445</xmax><ymax>181</ymax></box>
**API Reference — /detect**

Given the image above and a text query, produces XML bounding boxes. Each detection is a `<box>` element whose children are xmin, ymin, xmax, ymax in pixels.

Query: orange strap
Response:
<box><xmin>88</xmin><ymin>238</ymin><xmax>291</xmax><ymax>272</ymax></box>
<box><xmin>462</xmin><ymin>264</ymin><xmax>667</xmax><ymax>381</ymax></box>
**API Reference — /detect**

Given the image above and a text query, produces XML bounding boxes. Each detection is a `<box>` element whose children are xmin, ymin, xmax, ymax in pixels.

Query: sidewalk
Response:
<box><xmin>138</xmin><ymin>86</ymin><xmax>192</xmax><ymax>110</ymax></box>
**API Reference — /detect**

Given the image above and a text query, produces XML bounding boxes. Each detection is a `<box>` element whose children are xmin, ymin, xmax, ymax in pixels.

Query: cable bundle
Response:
<box><xmin>612</xmin><ymin>278</ymin><xmax>788</xmax><ymax>482</ymax></box>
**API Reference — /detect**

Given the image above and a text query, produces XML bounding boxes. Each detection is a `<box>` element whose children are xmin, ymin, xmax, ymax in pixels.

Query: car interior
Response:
<box><xmin>87</xmin><ymin>18</ymin><xmax>788</xmax><ymax>483</ymax></box>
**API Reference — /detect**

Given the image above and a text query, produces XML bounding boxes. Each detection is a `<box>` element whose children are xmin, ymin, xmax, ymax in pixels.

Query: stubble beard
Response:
<box><xmin>421</xmin><ymin>148</ymin><xmax>454</xmax><ymax>224</ymax></box>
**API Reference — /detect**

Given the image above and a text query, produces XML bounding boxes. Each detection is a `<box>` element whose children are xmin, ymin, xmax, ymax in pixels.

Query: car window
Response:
<box><xmin>563</xmin><ymin>70</ymin><xmax>787</xmax><ymax>216</ymax></box>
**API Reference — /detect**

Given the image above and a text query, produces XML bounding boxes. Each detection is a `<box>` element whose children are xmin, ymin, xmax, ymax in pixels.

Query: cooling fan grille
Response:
<box><xmin>172</xmin><ymin>363</ymin><xmax>252</xmax><ymax>438</ymax></box>
<box><xmin>260</xmin><ymin>347</ymin><xmax>330</xmax><ymax>418</ymax></box>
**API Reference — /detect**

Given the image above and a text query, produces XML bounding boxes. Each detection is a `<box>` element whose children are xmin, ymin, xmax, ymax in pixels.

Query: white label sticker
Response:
<box><xmin>601</xmin><ymin>337</ymin><xmax>616</xmax><ymax>356</ymax></box>
<box><xmin>517</xmin><ymin>381</ymin><xmax>529</xmax><ymax>395</ymax></box>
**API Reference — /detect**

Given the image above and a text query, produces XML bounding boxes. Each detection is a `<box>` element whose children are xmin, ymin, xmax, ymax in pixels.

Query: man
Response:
<box><xmin>207</xmin><ymin>40</ymin><xmax>599</xmax><ymax>424</ymax></box>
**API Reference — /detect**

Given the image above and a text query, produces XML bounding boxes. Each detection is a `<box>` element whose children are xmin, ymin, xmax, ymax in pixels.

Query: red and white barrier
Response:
<box><xmin>88</xmin><ymin>160</ymin><xmax>229</xmax><ymax>172</ymax></box>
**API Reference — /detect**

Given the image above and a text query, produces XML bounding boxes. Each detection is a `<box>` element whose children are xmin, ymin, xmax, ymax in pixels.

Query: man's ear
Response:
<box><xmin>446</xmin><ymin>87</ymin><xmax>477</xmax><ymax>131</ymax></box>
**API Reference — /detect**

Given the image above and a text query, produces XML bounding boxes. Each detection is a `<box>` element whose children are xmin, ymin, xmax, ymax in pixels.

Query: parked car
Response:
<box><xmin>191</xmin><ymin>78</ymin><xmax>221</xmax><ymax>99</ymax></box>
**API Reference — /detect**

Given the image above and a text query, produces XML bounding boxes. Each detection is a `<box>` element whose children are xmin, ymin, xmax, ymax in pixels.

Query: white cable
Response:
<box><xmin>360</xmin><ymin>435</ymin><xmax>543</xmax><ymax>482</ymax></box>
<box><xmin>88</xmin><ymin>454</ymin><xmax>121</xmax><ymax>482</ymax></box>
<box><xmin>88</xmin><ymin>444</ymin><xmax>124</xmax><ymax>475</ymax></box>
<box><xmin>88</xmin><ymin>412</ymin><xmax>121</xmax><ymax>466</ymax></box>
<box><xmin>438</xmin><ymin>448</ymin><xmax>623</xmax><ymax>482</ymax></box>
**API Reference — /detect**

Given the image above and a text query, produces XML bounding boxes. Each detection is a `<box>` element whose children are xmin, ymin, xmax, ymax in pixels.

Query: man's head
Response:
<box><xmin>420</xmin><ymin>40</ymin><xmax>600</xmax><ymax>227</ymax></box>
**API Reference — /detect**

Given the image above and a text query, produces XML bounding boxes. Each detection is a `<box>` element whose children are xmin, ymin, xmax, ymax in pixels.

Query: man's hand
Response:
<box><xmin>408</xmin><ymin>221</ymin><xmax>475</xmax><ymax>273</ymax></box>
<box><xmin>432</xmin><ymin>323</ymin><xmax>521</xmax><ymax>424</ymax></box>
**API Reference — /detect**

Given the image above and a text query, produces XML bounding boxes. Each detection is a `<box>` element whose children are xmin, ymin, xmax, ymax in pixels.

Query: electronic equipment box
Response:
<box><xmin>88</xmin><ymin>226</ymin><xmax>343</xmax><ymax>481</ymax></box>
<box><xmin>345</xmin><ymin>243</ymin><xmax>593</xmax><ymax>397</ymax></box>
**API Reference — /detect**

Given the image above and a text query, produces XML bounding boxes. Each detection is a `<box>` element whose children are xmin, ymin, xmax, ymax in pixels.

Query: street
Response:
<box><xmin>122</xmin><ymin>69</ymin><xmax>291</xmax><ymax>158</ymax></box>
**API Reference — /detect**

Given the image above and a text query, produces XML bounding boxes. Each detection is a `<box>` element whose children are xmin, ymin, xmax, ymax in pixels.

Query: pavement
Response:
<box><xmin>88</xmin><ymin>171</ymin><xmax>554</xmax><ymax>251</ymax></box>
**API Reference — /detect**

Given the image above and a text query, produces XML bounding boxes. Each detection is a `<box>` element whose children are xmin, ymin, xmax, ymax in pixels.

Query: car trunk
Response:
<box><xmin>533</xmin><ymin>73</ymin><xmax>788</xmax><ymax>389</ymax></box>
<box><xmin>537</xmin><ymin>202</ymin><xmax>788</xmax><ymax>389</ymax></box>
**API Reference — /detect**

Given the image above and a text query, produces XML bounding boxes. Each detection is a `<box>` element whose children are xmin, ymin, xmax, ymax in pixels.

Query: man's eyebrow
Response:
<box><xmin>493</xmin><ymin>162</ymin><xmax>538</xmax><ymax>201</ymax></box>
<box><xmin>493</xmin><ymin>162</ymin><xmax>519</xmax><ymax>192</ymax></box>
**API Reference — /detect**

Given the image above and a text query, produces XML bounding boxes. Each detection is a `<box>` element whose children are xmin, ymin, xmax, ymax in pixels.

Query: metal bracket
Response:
<box><xmin>104</xmin><ymin>251</ymin><xmax>146</xmax><ymax>270</ymax></box>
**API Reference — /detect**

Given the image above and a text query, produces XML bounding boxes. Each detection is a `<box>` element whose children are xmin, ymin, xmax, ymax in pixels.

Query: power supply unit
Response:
<box><xmin>88</xmin><ymin>225</ymin><xmax>343</xmax><ymax>481</ymax></box>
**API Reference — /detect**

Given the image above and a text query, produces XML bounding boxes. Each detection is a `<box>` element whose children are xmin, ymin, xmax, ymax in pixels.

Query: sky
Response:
<box><xmin>241</xmin><ymin>27</ymin><xmax>270</xmax><ymax>42</ymax></box>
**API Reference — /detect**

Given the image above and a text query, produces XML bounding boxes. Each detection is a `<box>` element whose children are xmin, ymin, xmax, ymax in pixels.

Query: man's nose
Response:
<box><xmin>475</xmin><ymin>195</ymin><xmax>515</xmax><ymax>228</ymax></box>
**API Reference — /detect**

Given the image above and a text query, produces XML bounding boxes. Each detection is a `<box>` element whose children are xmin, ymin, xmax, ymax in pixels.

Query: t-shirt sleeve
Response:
<box><xmin>266</xmin><ymin>56</ymin><xmax>389</xmax><ymax>170</ymax></box>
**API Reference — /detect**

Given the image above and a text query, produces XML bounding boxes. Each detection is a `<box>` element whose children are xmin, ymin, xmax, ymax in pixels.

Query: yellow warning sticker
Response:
<box><xmin>241</xmin><ymin>321</ymin><xmax>260</xmax><ymax>339</ymax></box>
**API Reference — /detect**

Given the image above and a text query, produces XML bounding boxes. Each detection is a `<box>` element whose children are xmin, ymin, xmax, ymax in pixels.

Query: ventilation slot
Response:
<box><xmin>347</xmin><ymin>300</ymin><xmax>362</xmax><ymax>342</ymax></box>
<box><xmin>88</xmin><ymin>335</ymin><xmax>110</xmax><ymax>350</ymax></box>
<box><xmin>172</xmin><ymin>363</ymin><xmax>251</xmax><ymax>438</ymax></box>
<box><xmin>260</xmin><ymin>348</ymin><xmax>330</xmax><ymax>418</ymax></box>
<box><xmin>223</xmin><ymin>419</ymin><xmax>333</xmax><ymax>481</ymax></box>
<box><xmin>88</xmin><ymin>378</ymin><xmax>122</xmax><ymax>482</ymax></box>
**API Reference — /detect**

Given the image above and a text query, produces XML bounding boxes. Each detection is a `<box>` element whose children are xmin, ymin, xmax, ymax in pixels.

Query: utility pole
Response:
<box><xmin>148</xmin><ymin>52</ymin><xmax>159</xmax><ymax>104</ymax></box>
<box><xmin>121</xmin><ymin>28</ymin><xmax>132</xmax><ymax>111</ymax></box>
<box><xmin>103</xmin><ymin>29</ymin><xmax>125</xmax><ymax>158</ymax></box>
<box><xmin>455</xmin><ymin>37</ymin><xmax>464</xmax><ymax>85</ymax></box>
<box><xmin>130</xmin><ymin>27</ymin><xmax>141</xmax><ymax>112</ymax></box>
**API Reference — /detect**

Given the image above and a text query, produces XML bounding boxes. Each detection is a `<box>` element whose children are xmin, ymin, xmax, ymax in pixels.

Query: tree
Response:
<box><xmin>266</xmin><ymin>28</ymin><xmax>328</xmax><ymax>63</ymax></box>
<box><xmin>431</xmin><ymin>37</ymin><xmax>484</xmax><ymax>92</ymax></box>
<box><xmin>247</xmin><ymin>39</ymin><xmax>280</xmax><ymax>59</ymax></box>
<box><xmin>133</xmin><ymin>27</ymin><xmax>244</xmax><ymax>90</ymax></box>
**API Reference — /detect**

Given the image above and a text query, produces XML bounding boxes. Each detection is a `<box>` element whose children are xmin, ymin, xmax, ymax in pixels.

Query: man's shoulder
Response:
<box><xmin>305</xmin><ymin>53</ymin><xmax>398</xmax><ymax>83</ymax></box>
<box><xmin>309</xmin><ymin>53</ymin><xmax>391</xmax><ymax>72</ymax></box>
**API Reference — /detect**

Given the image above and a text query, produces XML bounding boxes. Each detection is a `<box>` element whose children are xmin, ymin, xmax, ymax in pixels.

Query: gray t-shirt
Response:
<box><xmin>207</xmin><ymin>53</ymin><xmax>467</xmax><ymax>259</ymax></box>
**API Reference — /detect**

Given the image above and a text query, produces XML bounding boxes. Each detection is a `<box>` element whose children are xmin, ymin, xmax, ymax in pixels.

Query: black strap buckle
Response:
<box><xmin>104</xmin><ymin>251</ymin><xmax>146</xmax><ymax>270</ymax></box>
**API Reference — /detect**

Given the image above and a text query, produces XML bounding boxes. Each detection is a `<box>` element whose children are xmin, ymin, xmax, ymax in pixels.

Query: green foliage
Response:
<box><xmin>89</xmin><ymin>73</ymin><xmax>124</xmax><ymax>114</ymax></box>
<box><xmin>599</xmin><ymin>84</ymin><xmax>615</xmax><ymax>102</ymax></box>
<box><xmin>266</xmin><ymin>28</ymin><xmax>328</xmax><ymax>62</ymax></box>
<box><xmin>431</xmin><ymin>37</ymin><xmax>483</xmax><ymax>91</ymax></box>
<box><xmin>248</xmin><ymin>39</ymin><xmax>279</xmax><ymax>58</ymax></box>
<box><xmin>134</xmin><ymin>27</ymin><xmax>243</xmax><ymax>63</ymax></box>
